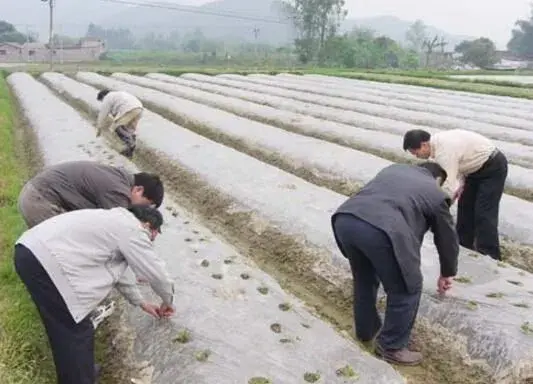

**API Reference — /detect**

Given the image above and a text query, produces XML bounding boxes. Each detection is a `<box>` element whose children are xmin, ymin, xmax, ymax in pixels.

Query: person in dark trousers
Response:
<box><xmin>18</xmin><ymin>160</ymin><xmax>164</xmax><ymax>229</ymax></box>
<box><xmin>331</xmin><ymin>162</ymin><xmax>459</xmax><ymax>366</ymax></box>
<box><xmin>14</xmin><ymin>205</ymin><xmax>175</xmax><ymax>384</ymax></box>
<box><xmin>402</xmin><ymin>129</ymin><xmax>508</xmax><ymax>260</ymax></box>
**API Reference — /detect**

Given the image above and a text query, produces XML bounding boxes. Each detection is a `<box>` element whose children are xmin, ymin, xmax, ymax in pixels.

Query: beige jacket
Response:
<box><xmin>97</xmin><ymin>91</ymin><xmax>143</xmax><ymax>130</ymax></box>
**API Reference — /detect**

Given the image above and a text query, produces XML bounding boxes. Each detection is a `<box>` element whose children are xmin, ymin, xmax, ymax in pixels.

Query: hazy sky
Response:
<box><xmin>179</xmin><ymin>0</ymin><xmax>532</xmax><ymax>47</ymax></box>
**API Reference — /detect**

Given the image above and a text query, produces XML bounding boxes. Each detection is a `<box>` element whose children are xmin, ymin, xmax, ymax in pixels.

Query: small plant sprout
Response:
<box><xmin>512</xmin><ymin>302</ymin><xmax>530</xmax><ymax>309</ymax></box>
<box><xmin>223</xmin><ymin>258</ymin><xmax>234</xmax><ymax>264</ymax></box>
<box><xmin>278</xmin><ymin>303</ymin><xmax>291</xmax><ymax>311</ymax></box>
<box><xmin>336</xmin><ymin>364</ymin><xmax>359</xmax><ymax>379</ymax></box>
<box><xmin>173</xmin><ymin>329</ymin><xmax>191</xmax><ymax>344</ymax></box>
<box><xmin>454</xmin><ymin>276</ymin><xmax>472</xmax><ymax>284</ymax></box>
<box><xmin>270</xmin><ymin>323</ymin><xmax>282</xmax><ymax>333</ymax></box>
<box><xmin>486</xmin><ymin>292</ymin><xmax>505</xmax><ymax>299</ymax></box>
<box><xmin>257</xmin><ymin>286</ymin><xmax>269</xmax><ymax>295</ymax></box>
<box><xmin>200</xmin><ymin>260</ymin><xmax>209</xmax><ymax>267</ymax></box>
<box><xmin>240</xmin><ymin>273</ymin><xmax>251</xmax><ymax>280</ymax></box>
<box><xmin>507</xmin><ymin>280</ymin><xmax>524</xmax><ymax>286</ymax></box>
<box><xmin>521</xmin><ymin>322</ymin><xmax>533</xmax><ymax>335</ymax></box>
<box><xmin>468</xmin><ymin>252</ymin><xmax>479</xmax><ymax>258</ymax></box>
<box><xmin>195</xmin><ymin>349</ymin><xmax>211</xmax><ymax>362</ymax></box>
<box><xmin>211</xmin><ymin>273</ymin><xmax>223</xmax><ymax>280</ymax></box>
<box><xmin>304</xmin><ymin>372</ymin><xmax>321</xmax><ymax>382</ymax></box>
<box><xmin>466</xmin><ymin>301</ymin><xmax>478</xmax><ymax>310</ymax></box>
<box><xmin>248</xmin><ymin>378</ymin><xmax>272</xmax><ymax>384</ymax></box>
<box><xmin>497</xmin><ymin>261</ymin><xmax>508</xmax><ymax>268</ymax></box>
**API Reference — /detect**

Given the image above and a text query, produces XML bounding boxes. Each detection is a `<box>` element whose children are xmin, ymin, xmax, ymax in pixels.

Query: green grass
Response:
<box><xmin>0</xmin><ymin>74</ymin><xmax>56</xmax><ymax>383</ymax></box>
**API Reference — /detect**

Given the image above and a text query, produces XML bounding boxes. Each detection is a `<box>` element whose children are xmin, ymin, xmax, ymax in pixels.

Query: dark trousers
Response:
<box><xmin>333</xmin><ymin>214</ymin><xmax>421</xmax><ymax>350</ymax></box>
<box><xmin>115</xmin><ymin>125</ymin><xmax>137</xmax><ymax>158</ymax></box>
<box><xmin>456</xmin><ymin>150</ymin><xmax>508</xmax><ymax>260</ymax></box>
<box><xmin>14</xmin><ymin>244</ymin><xmax>95</xmax><ymax>384</ymax></box>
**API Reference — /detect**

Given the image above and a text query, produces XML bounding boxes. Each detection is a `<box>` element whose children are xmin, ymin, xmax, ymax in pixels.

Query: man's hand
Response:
<box><xmin>452</xmin><ymin>184</ymin><xmax>464</xmax><ymax>203</ymax></box>
<box><xmin>437</xmin><ymin>276</ymin><xmax>453</xmax><ymax>295</ymax></box>
<box><xmin>140</xmin><ymin>302</ymin><xmax>161</xmax><ymax>318</ymax></box>
<box><xmin>157</xmin><ymin>304</ymin><xmax>175</xmax><ymax>318</ymax></box>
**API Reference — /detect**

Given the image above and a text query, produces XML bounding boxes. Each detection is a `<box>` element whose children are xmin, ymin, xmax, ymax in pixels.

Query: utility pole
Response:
<box><xmin>42</xmin><ymin>0</ymin><xmax>55</xmax><ymax>70</ymax></box>
<box><xmin>252</xmin><ymin>27</ymin><xmax>260</xmax><ymax>66</ymax></box>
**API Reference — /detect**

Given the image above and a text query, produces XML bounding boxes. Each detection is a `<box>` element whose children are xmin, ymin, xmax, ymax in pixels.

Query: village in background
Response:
<box><xmin>1</xmin><ymin>0</ymin><xmax>533</xmax><ymax>71</ymax></box>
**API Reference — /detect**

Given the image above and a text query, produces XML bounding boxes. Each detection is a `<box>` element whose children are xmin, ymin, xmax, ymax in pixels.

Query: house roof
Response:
<box><xmin>0</xmin><ymin>42</ymin><xmax>23</xmax><ymax>49</ymax></box>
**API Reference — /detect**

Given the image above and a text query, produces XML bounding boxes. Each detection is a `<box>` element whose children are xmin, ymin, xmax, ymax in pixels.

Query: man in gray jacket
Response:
<box><xmin>14</xmin><ymin>205</ymin><xmax>174</xmax><ymax>384</ymax></box>
<box><xmin>18</xmin><ymin>160</ymin><xmax>164</xmax><ymax>229</ymax></box>
<box><xmin>331</xmin><ymin>162</ymin><xmax>459</xmax><ymax>366</ymax></box>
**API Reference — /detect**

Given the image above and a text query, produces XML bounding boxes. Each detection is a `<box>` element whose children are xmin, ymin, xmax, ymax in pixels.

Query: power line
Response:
<box><xmin>99</xmin><ymin>0</ymin><xmax>291</xmax><ymax>25</ymax></box>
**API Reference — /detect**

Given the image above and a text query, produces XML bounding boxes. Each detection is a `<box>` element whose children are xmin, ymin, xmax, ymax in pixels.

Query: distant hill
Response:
<box><xmin>0</xmin><ymin>0</ymin><xmax>475</xmax><ymax>49</ymax></box>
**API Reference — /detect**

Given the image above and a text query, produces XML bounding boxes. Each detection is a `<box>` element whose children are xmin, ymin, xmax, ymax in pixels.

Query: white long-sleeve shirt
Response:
<box><xmin>17</xmin><ymin>207</ymin><xmax>174</xmax><ymax>323</ymax></box>
<box><xmin>97</xmin><ymin>91</ymin><xmax>143</xmax><ymax>129</ymax></box>
<box><xmin>430</xmin><ymin>129</ymin><xmax>496</xmax><ymax>198</ymax></box>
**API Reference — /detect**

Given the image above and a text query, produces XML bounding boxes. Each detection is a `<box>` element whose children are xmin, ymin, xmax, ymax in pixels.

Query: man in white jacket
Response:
<box><xmin>96</xmin><ymin>89</ymin><xmax>144</xmax><ymax>158</ymax></box>
<box><xmin>14</xmin><ymin>205</ymin><xmax>174</xmax><ymax>384</ymax></box>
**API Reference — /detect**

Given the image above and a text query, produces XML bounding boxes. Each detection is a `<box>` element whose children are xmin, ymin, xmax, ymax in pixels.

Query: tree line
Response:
<box><xmin>4</xmin><ymin>3</ymin><xmax>533</xmax><ymax>70</ymax></box>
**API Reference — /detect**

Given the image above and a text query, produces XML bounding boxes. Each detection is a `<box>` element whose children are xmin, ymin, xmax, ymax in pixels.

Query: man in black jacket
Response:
<box><xmin>331</xmin><ymin>162</ymin><xmax>459</xmax><ymax>366</ymax></box>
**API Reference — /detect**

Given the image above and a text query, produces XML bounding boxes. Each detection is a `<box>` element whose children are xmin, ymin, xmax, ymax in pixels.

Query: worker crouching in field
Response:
<box><xmin>18</xmin><ymin>160</ymin><xmax>164</xmax><ymax>229</ymax></box>
<box><xmin>96</xmin><ymin>89</ymin><xmax>144</xmax><ymax>158</ymax></box>
<box><xmin>403</xmin><ymin>129</ymin><xmax>508</xmax><ymax>261</ymax></box>
<box><xmin>331</xmin><ymin>163</ymin><xmax>459</xmax><ymax>366</ymax></box>
<box><xmin>14</xmin><ymin>205</ymin><xmax>175</xmax><ymax>384</ymax></box>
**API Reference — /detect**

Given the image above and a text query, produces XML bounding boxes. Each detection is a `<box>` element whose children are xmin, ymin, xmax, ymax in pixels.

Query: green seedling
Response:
<box><xmin>468</xmin><ymin>252</ymin><xmax>479</xmax><ymax>258</ymax></box>
<box><xmin>507</xmin><ymin>280</ymin><xmax>523</xmax><ymax>286</ymax></box>
<box><xmin>521</xmin><ymin>322</ymin><xmax>533</xmax><ymax>335</ymax></box>
<box><xmin>240</xmin><ymin>273</ymin><xmax>250</xmax><ymax>280</ymax></box>
<box><xmin>173</xmin><ymin>329</ymin><xmax>191</xmax><ymax>344</ymax></box>
<box><xmin>248</xmin><ymin>378</ymin><xmax>272</xmax><ymax>384</ymax></box>
<box><xmin>270</xmin><ymin>323</ymin><xmax>282</xmax><ymax>333</ymax></box>
<box><xmin>200</xmin><ymin>260</ymin><xmax>209</xmax><ymax>267</ymax></box>
<box><xmin>211</xmin><ymin>273</ymin><xmax>223</xmax><ymax>280</ymax></box>
<box><xmin>257</xmin><ymin>286</ymin><xmax>269</xmax><ymax>295</ymax></box>
<box><xmin>184</xmin><ymin>238</ymin><xmax>192</xmax><ymax>242</ymax></box>
<box><xmin>193</xmin><ymin>230</ymin><xmax>200</xmax><ymax>235</ymax></box>
<box><xmin>301</xmin><ymin>323</ymin><xmax>311</xmax><ymax>329</ymax></box>
<box><xmin>497</xmin><ymin>261</ymin><xmax>508</xmax><ymax>268</ymax></box>
<box><xmin>223</xmin><ymin>259</ymin><xmax>234</xmax><ymax>264</ymax></box>
<box><xmin>486</xmin><ymin>292</ymin><xmax>504</xmax><ymax>299</ymax></box>
<box><xmin>195</xmin><ymin>349</ymin><xmax>211</xmax><ymax>362</ymax></box>
<box><xmin>336</xmin><ymin>365</ymin><xmax>359</xmax><ymax>379</ymax></box>
<box><xmin>466</xmin><ymin>301</ymin><xmax>478</xmax><ymax>310</ymax></box>
<box><xmin>304</xmin><ymin>372</ymin><xmax>321</xmax><ymax>383</ymax></box>
<box><xmin>279</xmin><ymin>338</ymin><xmax>293</xmax><ymax>343</ymax></box>
<box><xmin>454</xmin><ymin>276</ymin><xmax>472</xmax><ymax>284</ymax></box>
<box><xmin>278</xmin><ymin>303</ymin><xmax>291</xmax><ymax>311</ymax></box>
<box><xmin>171</xmin><ymin>211</ymin><xmax>178</xmax><ymax>217</ymax></box>
<box><xmin>512</xmin><ymin>302</ymin><xmax>530</xmax><ymax>308</ymax></box>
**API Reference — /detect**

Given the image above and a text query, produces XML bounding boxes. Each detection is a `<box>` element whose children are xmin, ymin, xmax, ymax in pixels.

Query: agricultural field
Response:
<box><xmin>3</xmin><ymin>69</ymin><xmax>533</xmax><ymax>384</ymax></box>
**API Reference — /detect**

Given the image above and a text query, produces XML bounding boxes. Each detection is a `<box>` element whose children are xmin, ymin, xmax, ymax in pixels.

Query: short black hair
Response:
<box><xmin>403</xmin><ymin>129</ymin><xmax>431</xmax><ymax>151</ymax></box>
<box><xmin>133</xmin><ymin>173</ymin><xmax>164</xmax><ymax>208</ymax></box>
<box><xmin>97</xmin><ymin>89</ymin><xmax>111</xmax><ymax>101</ymax></box>
<box><xmin>128</xmin><ymin>204</ymin><xmax>163</xmax><ymax>233</ymax></box>
<box><xmin>418</xmin><ymin>161</ymin><xmax>447</xmax><ymax>183</ymax></box>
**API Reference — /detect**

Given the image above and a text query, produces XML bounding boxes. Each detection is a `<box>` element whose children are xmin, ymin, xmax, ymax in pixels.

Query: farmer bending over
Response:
<box><xmin>18</xmin><ymin>160</ymin><xmax>164</xmax><ymax>229</ymax></box>
<box><xmin>331</xmin><ymin>162</ymin><xmax>459</xmax><ymax>366</ymax></box>
<box><xmin>96</xmin><ymin>89</ymin><xmax>144</xmax><ymax>158</ymax></box>
<box><xmin>14</xmin><ymin>205</ymin><xmax>175</xmax><ymax>384</ymax></box>
<box><xmin>403</xmin><ymin>129</ymin><xmax>508</xmax><ymax>260</ymax></box>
